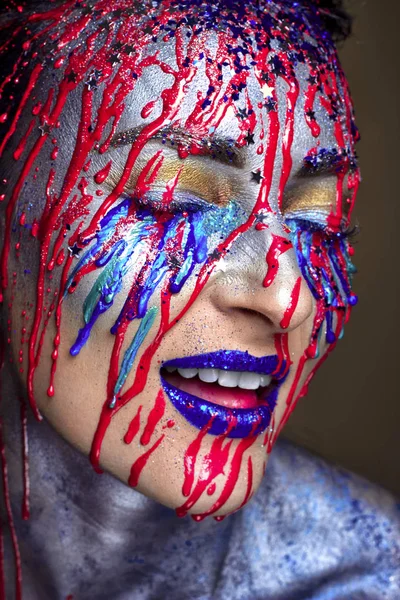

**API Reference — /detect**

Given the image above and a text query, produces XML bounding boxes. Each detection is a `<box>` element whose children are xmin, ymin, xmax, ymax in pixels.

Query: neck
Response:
<box><xmin>0</xmin><ymin>360</ymin><xmax>234</xmax><ymax>598</ymax></box>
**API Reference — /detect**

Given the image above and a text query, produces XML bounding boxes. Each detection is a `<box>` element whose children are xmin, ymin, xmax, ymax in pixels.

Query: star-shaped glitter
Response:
<box><xmin>260</xmin><ymin>71</ymin><xmax>271</xmax><ymax>83</ymax></box>
<box><xmin>107</xmin><ymin>53</ymin><xmax>121</xmax><ymax>67</ymax></box>
<box><xmin>236</xmin><ymin>107</ymin><xmax>248</xmax><ymax>120</ymax></box>
<box><xmin>68</xmin><ymin>243</ymin><xmax>82</xmax><ymax>258</ymax></box>
<box><xmin>306</xmin><ymin>109</ymin><xmax>316</xmax><ymax>121</ymax></box>
<box><xmin>255</xmin><ymin>211</ymin><xmax>270</xmax><ymax>225</ymax></box>
<box><xmin>38</xmin><ymin>122</ymin><xmax>51</xmax><ymax>136</ymax></box>
<box><xmin>264</xmin><ymin>97</ymin><xmax>277</xmax><ymax>112</ymax></box>
<box><xmin>124</xmin><ymin>44</ymin><xmax>135</xmax><ymax>56</ymax></box>
<box><xmin>67</xmin><ymin>71</ymin><xmax>77</xmax><ymax>83</ymax></box>
<box><xmin>244</xmin><ymin>131</ymin><xmax>255</xmax><ymax>145</ymax></box>
<box><xmin>269</xmin><ymin>55</ymin><xmax>285</xmax><ymax>77</ymax></box>
<box><xmin>168</xmin><ymin>255</ymin><xmax>182</xmax><ymax>269</ymax></box>
<box><xmin>251</xmin><ymin>170</ymin><xmax>264</xmax><ymax>184</ymax></box>
<box><xmin>209</xmin><ymin>248</ymin><xmax>222</xmax><ymax>261</ymax></box>
<box><xmin>85</xmin><ymin>74</ymin><xmax>99</xmax><ymax>91</ymax></box>
<box><xmin>307</xmin><ymin>74</ymin><xmax>317</xmax><ymax>85</ymax></box>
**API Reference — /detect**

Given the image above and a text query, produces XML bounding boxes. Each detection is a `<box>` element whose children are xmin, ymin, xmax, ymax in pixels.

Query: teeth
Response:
<box><xmin>238</xmin><ymin>372</ymin><xmax>262</xmax><ymax>390</ymax></box>
<box><xmin>198</xmin><ymin>368</ymin><xmax>218</xmax><ymax>383</ymax></box>
<box><xmin>260</xmin><ymin>374</ymin><xmax>272</xmax><ymax>387</ymax></box>
<box><xmin>165</xmin><ymin>366</ymin><xmax>273</xmax><ymax>390</ymax></box>
<box><xmin>217</xmin><ymin>370</ymin><xmax>241</xmax><ymax>388</ymax></box>
<box><xmin>177</xmin><ymin>368</ymin><xmax>199</xmax><ymax>379</ymax></box>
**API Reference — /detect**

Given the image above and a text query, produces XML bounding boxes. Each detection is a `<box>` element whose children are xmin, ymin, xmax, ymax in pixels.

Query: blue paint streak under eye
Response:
<box><xmin>110</xmin><ymin>305</ymin><xmax>158</xmax><ymax>406</ymax></box>
<box><xmin>287</xmin><ymin>219</ymin><xmax>357</xmax><ymax>353</ymax></box>
<box><xmin>68</xmin><ymin>198</ymin><xmax>243</xmax><ymax>370</ymax></box>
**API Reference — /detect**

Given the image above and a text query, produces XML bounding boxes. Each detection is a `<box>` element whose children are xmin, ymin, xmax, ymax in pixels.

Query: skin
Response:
<box><xmin>0</xmin><ymin>1</ymin><xmax>359</xmax><ymax>519</ymax></box>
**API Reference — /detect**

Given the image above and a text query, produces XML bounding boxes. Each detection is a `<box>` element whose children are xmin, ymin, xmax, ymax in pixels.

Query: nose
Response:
<box><xmin>209</xmin><ymin>228</ymin><xmax>314</xmax><ymax>334</ymax></box>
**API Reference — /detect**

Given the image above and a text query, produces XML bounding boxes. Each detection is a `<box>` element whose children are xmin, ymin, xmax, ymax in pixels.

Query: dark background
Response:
<box><xmin>283</xmin><ymin>0</ymin><xmax>400</xmax><ymax>497</ymax></box>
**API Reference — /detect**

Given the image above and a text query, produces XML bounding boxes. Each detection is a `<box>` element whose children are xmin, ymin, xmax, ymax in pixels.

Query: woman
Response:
<box><xmin>0</xmin><ymin>0</ymin><xmax>398</xmax><ymax>598</ymax></box>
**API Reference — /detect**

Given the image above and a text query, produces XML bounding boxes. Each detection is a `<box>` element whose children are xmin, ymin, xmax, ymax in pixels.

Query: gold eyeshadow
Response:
<box><xmin>105</xmin><ymin>153</ymin><xmax>233</xmax><ymax>206</ymax></box>
<box><xmin>282</xmin><ymin>178</ymin><xmax>352</xmax><ymax>220</ymax></box>
<box><xmin>155</xmin><ymin>158</ymin><xmax>232</xmax><ymax>206</ymax></box>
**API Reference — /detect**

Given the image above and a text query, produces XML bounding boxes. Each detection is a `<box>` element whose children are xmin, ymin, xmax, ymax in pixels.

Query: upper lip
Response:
<box><xmin>162</xmin><ymin>350</ymin><xmax>287</xmax><ymax>380</ymax></box>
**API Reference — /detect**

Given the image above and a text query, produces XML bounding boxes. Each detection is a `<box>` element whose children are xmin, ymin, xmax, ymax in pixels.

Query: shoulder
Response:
<box><xmin>233</xmin><ymin>440</ymin><xmax>400</xmax><ymax>599</ymax></box>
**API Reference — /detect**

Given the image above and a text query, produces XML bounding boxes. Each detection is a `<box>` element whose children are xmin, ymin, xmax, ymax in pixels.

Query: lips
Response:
<box><xmin>160</xmin><ymin>351</ymin><xmax>287</xmax><ymax>439</ymax></box>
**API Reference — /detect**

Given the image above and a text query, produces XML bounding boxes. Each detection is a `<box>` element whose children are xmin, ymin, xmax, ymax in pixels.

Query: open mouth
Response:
<box><xmin>160</xmin><ymin>351</ymin><xmax>287</xmax><ymax>439</ymax></box>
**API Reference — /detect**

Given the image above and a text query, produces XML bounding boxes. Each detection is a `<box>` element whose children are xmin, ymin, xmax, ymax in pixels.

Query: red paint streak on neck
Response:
<box><xmin>13</xmin><ymin>118</ymin><xmax>36</xmax><ymax>161</ymax></box>
<box><xmin>19</xmin><ymin>398</ymin><xmax>30</xmax><ymax>520</ymax></box>
<box><xmin>280</xmin><ymin>277</ymin><xmax>302</xmax><ymax>329</ymax></box>
<box><xmin>263</xmin><ymin>235</ymin><xmax>292</xmax><ymax>288</ymax></box>
<box><xmin>140</xmin><ymin>389</ymin><xmax>166</xmax><ymax>446</ymax></box>
<box><xmin>128</xmin><ymin>434</ymin><xmax>165</xmax><ymax>487</ymax></box>
<box><xmin>124</xmin><ymin>405</ymin><xmax>142</xmax><ymax>445</ymax></box>
<box><xmin>0</xmin><ymin>63</ymin><xmax>42</xmax><ymax>160</ymax></box>
<box><xmin>0</xmin><ymin>419</ymin><xmax>22</xmax><ymax>599</ymax></box>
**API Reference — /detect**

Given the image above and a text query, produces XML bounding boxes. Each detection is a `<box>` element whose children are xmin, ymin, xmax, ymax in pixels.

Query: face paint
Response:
<box><xmin>0</xmin><ymin>0</ymin><xmax>360</xmax><ymax>592</ymax></box>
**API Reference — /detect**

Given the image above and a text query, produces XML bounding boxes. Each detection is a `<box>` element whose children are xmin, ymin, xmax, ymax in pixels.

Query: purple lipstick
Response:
<box><xmin>160</xmin><ymin>350</ymin><xmax>287</xmax><ymax>438</ymax></box>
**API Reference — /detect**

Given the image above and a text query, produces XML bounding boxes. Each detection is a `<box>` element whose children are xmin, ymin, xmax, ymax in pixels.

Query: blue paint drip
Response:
<box><xmin>110</xmin><ymin>305</ymin><xmax>158</xmax><ymax>406</ymax></box>
<box><xmin>69</xmin><ymin>198</ymin><xmax>242</xmax><ymax>359</ymax></box>
<box><xmin>287</xmin><ymin>220</ymin><xmax>357</xmax><ymax>354</ymax></box>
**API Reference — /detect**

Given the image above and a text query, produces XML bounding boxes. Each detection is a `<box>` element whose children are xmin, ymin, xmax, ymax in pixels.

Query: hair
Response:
<box><xmin>0</xmin><ymin>0</ymin><xmax>352</xmax><ymax>42</ymax></box>
<box><xmin>318</xmin><ymin>0</ymin><xmax>353</xmax><ymax>41</ymax></box>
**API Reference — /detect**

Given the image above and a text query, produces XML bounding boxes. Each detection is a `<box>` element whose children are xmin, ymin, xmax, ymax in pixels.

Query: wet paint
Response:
<box><xmin>0</xmin><ymin>1</ymin><xmax>360</xmax><ymax>594</ymax></box>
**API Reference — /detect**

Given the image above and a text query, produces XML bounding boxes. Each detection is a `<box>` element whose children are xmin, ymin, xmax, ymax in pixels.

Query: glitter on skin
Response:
<box><xmin>0</xmin><ymin>0</ymin><xmax>361</xmax><ymax>593</ymax></box>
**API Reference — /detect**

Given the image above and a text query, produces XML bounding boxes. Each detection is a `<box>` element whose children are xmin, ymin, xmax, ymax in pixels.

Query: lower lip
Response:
<box><xmin>160</xmin><ymin>371</ymin><xmax>282</xmax><ymax>439</ymax></box>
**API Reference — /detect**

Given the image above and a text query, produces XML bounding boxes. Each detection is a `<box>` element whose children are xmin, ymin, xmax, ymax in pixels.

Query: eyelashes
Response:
<box><xmin>131</xmin><ymin>189</ymin><xmax>357</xmax><ymax>244</ymax></box>
<box><xmin>284</xmin><ymin>217</ymin><xmax>358</xmax><ymax>243</ymax></box>
<box><xmin>128</xmin><ymin>190</ymin><xmax>214</xmax><ymax>215</ymax></box>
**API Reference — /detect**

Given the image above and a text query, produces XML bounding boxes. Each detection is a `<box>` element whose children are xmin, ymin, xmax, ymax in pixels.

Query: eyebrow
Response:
<box><xmin>110</xmin><ymin>125</ymin><xmax>246</xmax><ymax>168</ymax></box>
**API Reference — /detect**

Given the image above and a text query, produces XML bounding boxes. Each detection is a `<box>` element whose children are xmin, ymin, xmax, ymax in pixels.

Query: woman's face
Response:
<box><xmin>0</xmin><ymin>1</ymin><xmax>359</xmax><ymax>519</ymax></box>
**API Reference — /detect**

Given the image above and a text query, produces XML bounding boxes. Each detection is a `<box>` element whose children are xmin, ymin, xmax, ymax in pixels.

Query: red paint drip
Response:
<box><xmin>0</xmin><ymin>419</ymin><xmax>22</xmax><ymax>600</ymax></box>
<box><xmin>141</xmin><ymin>99</ymin><xmax>157</xmax><ymax>119</ymax></box>
<box><xmin>177</xmin><ymin>427</ymin><xmax>233</xmax><ymax>517</ymax></box>
<box><xmin>128</xmin><ymin>434</ymin><xmax>165</xmax><ymax>487</ymax></box>
<box><xmin>13</xmin><ymin>118</ymin><xmax>35</xmax><ymax>161</ymax></box>
<box><xmin>263</xmin><ymin>235</ymin><xmax>293</xmax><ymax>288</ymax></box>
<box><xmin>94</xmin><ymin>160</ymin><xmax>112</xmax><ymax>185</ymax></box>
<box><xmin>182</xmin><ymin>417</ymin><xmax>215</xmax><ymax>498</ymax></box>
<box><xmin>19</xmin><ymin>398</ymin><xmax>30</xmax><ymax>520</ymax></box>
<box><xmin>280</xmin><ymin>277</ymin><xmax>302</xmax><ymax>329</ymax></box>
<box><xmin>140</xmin><ymin>389</ymin><xmax>166</xmax><ymax>446</ymax></box>
<box><xmin>192</xmin><ymin>420</ymin><xmax>260</xmax><ymax>520</ymax></box>
<box><xmin>124</xmin><ymin>405</ymin><xmax>142</xmax><ymax>445</ymax></box>
<box><xmin>207</xmin><ymin>482</ymin><xmax>216</xmax><ymax>496</ymax></box>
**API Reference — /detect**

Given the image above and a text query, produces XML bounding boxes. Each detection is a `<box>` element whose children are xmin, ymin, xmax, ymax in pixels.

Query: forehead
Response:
<box><xmin>0</xmin><ymin>0</ymin><xmax>358</xmax><ymax>204</ymax></box>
